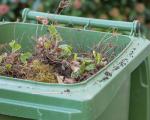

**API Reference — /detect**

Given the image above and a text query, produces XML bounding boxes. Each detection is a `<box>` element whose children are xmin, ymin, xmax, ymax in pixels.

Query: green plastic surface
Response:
<box><xmin>0</xmin><ymin>22</ymin><xmax>149</xmax><ymax>120</ymax></box>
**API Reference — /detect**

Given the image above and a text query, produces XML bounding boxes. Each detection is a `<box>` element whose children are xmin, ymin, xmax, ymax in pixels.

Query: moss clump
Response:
<box><xmin>25</xmin><ymin>60</ymin><xmax>57</xmax><ymax>83</ymax></box>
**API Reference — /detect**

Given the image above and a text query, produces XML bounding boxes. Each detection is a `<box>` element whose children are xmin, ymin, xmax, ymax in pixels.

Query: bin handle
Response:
<box><xmin>22</xmin><ymin>8</ymin><xmax>141</xmax><ymax>33</ymax></box>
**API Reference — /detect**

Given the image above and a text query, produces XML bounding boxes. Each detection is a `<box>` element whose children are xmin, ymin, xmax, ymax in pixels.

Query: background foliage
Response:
<box><xmin>0</xmin><ymin>0</ymin><xmax>150</xmax><ymax>38</ymax></box>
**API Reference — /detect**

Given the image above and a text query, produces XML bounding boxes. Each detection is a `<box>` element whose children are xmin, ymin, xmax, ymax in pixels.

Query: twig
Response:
<box><xmin>55</xmin><ymin>0</ymin><xmax>71</xmax><ymax>14</ymax></box>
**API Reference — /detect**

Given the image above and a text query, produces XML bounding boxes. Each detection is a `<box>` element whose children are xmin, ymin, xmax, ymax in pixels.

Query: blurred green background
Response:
<box><xmin>0</xmin><ymin>0</ymin><xmax>150</xmax><ymax>38</ymax></box>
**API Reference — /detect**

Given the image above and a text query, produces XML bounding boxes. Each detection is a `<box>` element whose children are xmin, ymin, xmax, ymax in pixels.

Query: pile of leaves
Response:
<box><xmin>0</xmin><ymin>25</ymin><xmax>110</xmax><ymax>84</ymax></box>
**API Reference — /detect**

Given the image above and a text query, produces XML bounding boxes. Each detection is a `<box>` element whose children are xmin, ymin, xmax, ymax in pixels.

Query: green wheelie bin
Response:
<box><xmin>0</xmin><ymin>8</ymin><xmax>149</xmax><ymax>120</ymax></box>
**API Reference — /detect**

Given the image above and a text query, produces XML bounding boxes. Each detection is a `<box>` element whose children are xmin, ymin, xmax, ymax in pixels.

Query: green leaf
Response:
<box><xmin>48</xmin><ymin>25</ymin><xmax>58</xmax><ymax>36</ymax></box>
<box><xmin>83</xmin><ymin>59</ymin><xmax>93</xmax><ymax>64</ymax></box>
<box><xmin>71</xmin><ymin>61</ymin><xmax>87</xmax><ymax>79</ymax></box>
<box><xmin>48</xmin><ymin>25</ymin><xmax>62</xmax><ymax>41</ymax></box>
<box><xmin>5</xmin><ymin>64</ymin><xmax>12</xmax><ymax>71</ymax></box>
<box><xmin>20</xmin><ymin>52</ymin><xmax>32</xmax><ymax>63</ymax></box>
<box><xmin>71</xmin><ymin>70</ymin><xmax>80</xmax><ymax>79</ymax></box>
<box><xmin>93</xmin><ymin>51</ymin><xmax>102</xmax><ymax>65</ymax></box>
<box><xmin>59</xmin><ymin>44</ymin><xmax>73</xmax><ymax>57</ymax></box>
<box><xmin>79</xmin><ymin>62</ymin><xmax>86</xmax><ymax>74</ymax></box>
<box><xmin>9</xmin><ymin>40</ymin><xmax>21</xmax><ymax>53</ymax></box>
<box><xmin>85</xmin><ymin>64</ymin><xmax>96</xmax><ymax>71</ymax></box>
<box><xmin>95</xmin><ymin>53</ymin><xmax>102</xmax><ymax>65</ymax></box>
<box><xmin>44</xmin><ymin>40</ymin><xmax>51</xmax><ymax>49</ymax></box>
<box><xmin>73</xmin><ymin>53</ymin><xmax>78</xmax><ymax>61</ymax></box>
<box><xmin>59</xmin><ymin>44</ymin><xmax>73</xmax><ymax>51</ymax></box>
<box><xmin>9</xmin><ymin>40</ymin><xmax>15</xmax><ymax>48</ymax></box>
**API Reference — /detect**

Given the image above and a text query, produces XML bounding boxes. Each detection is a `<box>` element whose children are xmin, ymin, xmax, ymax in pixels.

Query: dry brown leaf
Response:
<box><xmin>64</xmin><ymin>77</ymin><xmax>76</xmax><ymax>84</ymax></box>
<box><xmin>56</xmin><ymin>74</ymin><xmax>64</xmax><ymax>83</ymax></box>
<box><xmin>70</xmin><ymin>61</ymin><xmax>80</xmax><ymax>72</ymax></box>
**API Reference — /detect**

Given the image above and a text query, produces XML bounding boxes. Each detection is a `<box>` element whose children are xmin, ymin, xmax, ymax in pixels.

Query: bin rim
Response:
<box><xmin>0</xmin><ymin>22</ymin><xmax>149</xmax><ymax>88</ymax></box>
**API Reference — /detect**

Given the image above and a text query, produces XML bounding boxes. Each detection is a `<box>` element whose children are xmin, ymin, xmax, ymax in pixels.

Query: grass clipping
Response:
<box><xmin>0</xmin><ymin>25</ymin><xmax>114</xmax><ymax>84</ymax></box>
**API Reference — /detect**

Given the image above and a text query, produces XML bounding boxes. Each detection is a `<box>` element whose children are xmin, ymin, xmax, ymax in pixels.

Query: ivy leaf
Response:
<box><xmin>59</xmin><ymin>44</ymin><xmax>73</xmax><ymax>57</ymax></box>
<box><xmin>83</xmin><ymin>59</ymin><xmax>93</xmax><ymax>64</ymax></box>
<box><xmin>9</xmin><ymin>40</ymin><xmax>21</xmax><ymax>53</ymax></box>
<box><xmin>79</xmin><ymin>62</ymin><xmax>86</xmax><ymax>74</ymax></box>
<box><xmin>20</xmin><ymin>52</ymin><xmax>32</xmax><ymax>63</ymax></box>
<box><xmin>59</xmin><ymin>44</ymin><xmax>72</xmax><ymax>51</ymax></box>
<box><xmin>71</xmin><ymin>70</ymin><xmax>81</xmax><ymax>79</ymax></box>
<box><xmin>85</xmin><ymin>64</ymin><xmax>96</xmax><ymax>71</ymax></box>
